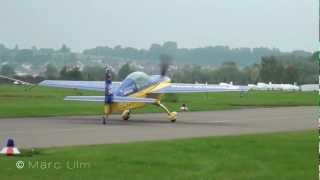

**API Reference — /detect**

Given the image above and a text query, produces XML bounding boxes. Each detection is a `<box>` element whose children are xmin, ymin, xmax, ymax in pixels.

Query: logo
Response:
<box><xmin>16</xmin><ymin>161</ymin><xmax>24</xmax><ymax>169</ymax></box>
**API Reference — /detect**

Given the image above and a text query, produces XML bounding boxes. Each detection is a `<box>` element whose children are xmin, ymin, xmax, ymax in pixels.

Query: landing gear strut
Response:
<box><xmin>156</xmin><ymin>102</ymin><xmax>177</xmax><ymax>122</ymax></box>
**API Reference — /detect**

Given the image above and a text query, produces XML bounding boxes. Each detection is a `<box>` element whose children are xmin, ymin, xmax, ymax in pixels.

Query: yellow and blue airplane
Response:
<box><xmin>1</xmin><ymin>68</ymin><xmax>249</xmax><ymax>124</ymax></box>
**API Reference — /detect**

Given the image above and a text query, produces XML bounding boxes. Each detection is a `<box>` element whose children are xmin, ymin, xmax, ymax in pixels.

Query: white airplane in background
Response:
<box><xmin>249</xmin><ymin>82</ymin><xmax>299</xmax><ymax>91</ymax></box>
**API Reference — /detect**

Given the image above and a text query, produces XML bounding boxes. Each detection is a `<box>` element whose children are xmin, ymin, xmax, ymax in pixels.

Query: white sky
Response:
<box><xmin>0</xmin><ymin>0</ymin><xmax>318</xmax><ymax>52</ymax></box>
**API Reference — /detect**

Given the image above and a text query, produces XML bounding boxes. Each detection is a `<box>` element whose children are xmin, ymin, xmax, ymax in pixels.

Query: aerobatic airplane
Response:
<box><xmin>0</xmin><ymin>65</ymin><xmax>249</xmax><ymax>124</ymax></box>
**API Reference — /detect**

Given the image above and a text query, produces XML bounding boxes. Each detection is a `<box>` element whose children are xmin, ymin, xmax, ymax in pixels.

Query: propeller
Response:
<box><xmin>159</xmin><ymin>54</ymin><xmax>172</xmax><ymax>77</ymax></box>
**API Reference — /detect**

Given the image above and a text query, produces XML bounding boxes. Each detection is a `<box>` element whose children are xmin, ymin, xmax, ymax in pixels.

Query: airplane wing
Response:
<box><xmin>0</xmin><ymin>75</ymin><xmax>33</xmax><ymax>85</ymax></box>
<box><xmin>64</xmin><ymin>96</ymin><xmax>157</xmax><ymax>103</ymax></box>
<box><xmin>39</xmin><ymin>80</ymin><xmax>121</xmax><ymax>92</ymax></box>
<box><xmin>152</xmin><ymin>83</ymin><xmax>250</xmax><ymax>93</ymax></box>
<box><xmin>0</xmin><ymin>75</ymin><xmax>121</xmax><ymax>93</ymax></box>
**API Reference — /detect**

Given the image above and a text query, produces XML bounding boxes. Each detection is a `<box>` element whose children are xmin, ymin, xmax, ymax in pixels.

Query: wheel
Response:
<box><xmin>169</xmin><ymin>112</ymin><xmax>177</xmax><ymax>123</ymax></box>
<box><xmin>122</xmin><ymin>110</ymin><xmax>131</xmax><ymax>121</ymax></box>
<box><xmin>123</xmin><ymin>115</ymin><xmax>130</xmax><ymax>121</ymax></box>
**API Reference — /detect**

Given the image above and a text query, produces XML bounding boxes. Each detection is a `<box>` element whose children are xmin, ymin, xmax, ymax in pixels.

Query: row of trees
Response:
<box><xmin>0</xmin><ymin>44</ymin><xmax>78</xmax><ymax>73</ymax></box>
<box><xmin>0</xmin><ymin>42</ymin><xmax>312</xmax><ymax>68</ymax></box>
<box><xmin>41</xmin><ymin>63</ymin><xmax>133</xmax><ymax>81</ymax></box>
<box><xmin>172</xmin><ymin>53</ymin><xmax>318</xmax><ymax>84</ymax></box>
<box><xmin>83</xmin><ymin>41</ymin><xmax>311</xmax><ymax>66</ymax></box>
<box><xmin>1</xmin><ymin>52</ymin><xmax>318</xmax><ymax>85</ymax></box>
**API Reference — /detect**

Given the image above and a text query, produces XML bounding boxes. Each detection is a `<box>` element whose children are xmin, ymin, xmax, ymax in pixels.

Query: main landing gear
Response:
<box><xmin>121</xmin><ymin>110</ymin><xmax>131</xmax><ymax>121</ymax></box>
<box><xmin>102</xmin><ymin>110</ymin><xmax>131</xmax><ymax>124</ymax></box>
<box><xmin>101</xmin><ymin>103</ymin><xmax>177</xmax><ymax>124</ymax></box>
<box><xmin>156</xmin><ymin>102</ymin><xmax>177</xmax><ymax>122</ymax></box>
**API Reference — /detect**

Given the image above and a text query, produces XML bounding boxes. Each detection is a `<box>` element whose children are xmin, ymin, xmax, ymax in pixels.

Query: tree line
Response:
<box><xmin>171</xmin><ymin>54</ymin><xmax>318</xmax><ymax>84</ymax></box>
<box><xmin>0</xmin><ymin>42</ymin><xmax>312</xmax><ymax>69</ymax></box>
<box><xmin>0</xmin><ymin>52</ymin><xmax>318</xmax><ymax>85</ymax></box>
<box><xmin>83</xmin><ymin>41</ymin><xmax>311</xmax><ymax>66</ymax></box>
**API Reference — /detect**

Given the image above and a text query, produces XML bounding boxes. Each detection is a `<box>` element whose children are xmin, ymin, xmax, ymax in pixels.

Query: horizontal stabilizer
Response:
<box><xmin>64</xmin><ymin>96</ymin><xmax>157</xmax><ymax>103</ymax></box>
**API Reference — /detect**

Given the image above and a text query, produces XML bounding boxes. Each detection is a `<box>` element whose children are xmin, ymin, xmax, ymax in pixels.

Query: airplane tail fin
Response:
<box><xmin>104</xmin><ymin>66</ymin><xmax>114</xmax><ymax>104</ymax></box>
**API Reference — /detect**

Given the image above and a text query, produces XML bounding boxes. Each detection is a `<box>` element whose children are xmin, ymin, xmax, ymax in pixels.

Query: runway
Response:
<box><xmin>0</xmin><ymin>106</ymin><xmax>316</xmax><ymax>148</ymax></box>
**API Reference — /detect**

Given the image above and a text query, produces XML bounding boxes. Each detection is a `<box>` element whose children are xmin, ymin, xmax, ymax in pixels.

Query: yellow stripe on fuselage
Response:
<box><xmin>130</xmin><ymin>78</ymin><xmax>171</xmax><ymax>99</ymax></box>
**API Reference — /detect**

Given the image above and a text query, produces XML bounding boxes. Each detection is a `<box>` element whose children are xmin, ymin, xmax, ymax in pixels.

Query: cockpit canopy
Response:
<box><xmin>126</xmin><ymin>72</ymin><xmax>151</xmax><ymax>89</ymax></box>
<box><xmin>116</xmin><ymin>72</ymin><xmax>152</xmax><ymax>96</ymax></box>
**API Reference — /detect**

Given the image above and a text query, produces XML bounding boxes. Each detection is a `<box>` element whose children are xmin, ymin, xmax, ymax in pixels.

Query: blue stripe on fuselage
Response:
<box><xmin>115</xmin><ymin>75</ymin><xmax>169</xmax><ymax>97</ymax></box>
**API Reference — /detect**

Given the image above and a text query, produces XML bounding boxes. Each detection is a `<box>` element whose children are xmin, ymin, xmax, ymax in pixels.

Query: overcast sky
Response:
<box><xmin>0</xmin><ymin>0</ymin><xmax>318</xmax><ymax>52</ymax></box>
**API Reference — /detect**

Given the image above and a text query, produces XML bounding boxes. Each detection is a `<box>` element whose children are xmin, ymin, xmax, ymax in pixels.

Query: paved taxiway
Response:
<box><xmin>0</xmin><ymin>106</ymin><xmax>316</xmax><ymax>148</ymax></box>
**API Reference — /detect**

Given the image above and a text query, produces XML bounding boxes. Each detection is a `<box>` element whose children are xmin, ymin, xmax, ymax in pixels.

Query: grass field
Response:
<box><xmin>0</xmin><ymin>131</ymin><xmax>316</xmax><ymax>180</ymax></box>
<box><xmin>0</xmin><ymin>85</ymin><xmax>317</xmax><ymax>118</ymax></box>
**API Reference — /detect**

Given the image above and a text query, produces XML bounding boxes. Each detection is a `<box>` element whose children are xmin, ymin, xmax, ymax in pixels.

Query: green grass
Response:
<box><xmin>0</xmin><ymin>85</ymin><xmax>317</xmax><ymax>118</ymax></box>
<box><xmin>0</xmin><ymin>131</ymin><xmax>316</xmax><ymax>180</ymax></box>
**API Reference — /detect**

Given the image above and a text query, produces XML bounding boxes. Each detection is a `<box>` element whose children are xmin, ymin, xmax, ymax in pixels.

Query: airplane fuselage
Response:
<box><xmin>105</xmin><ymin>72</ymin><xmax>171</xmax><ymax>114</ymax></box>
